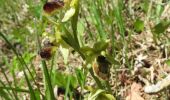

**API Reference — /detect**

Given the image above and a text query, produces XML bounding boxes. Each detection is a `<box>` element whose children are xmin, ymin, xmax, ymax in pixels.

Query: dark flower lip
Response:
<box><xmin>92</xmin><ymin>55</ymin><xmax>111</xmax><ymax>80</ymax></box>
<box><xmin>43</xmin><ymin>0</ymin><xmax>64</xmax><ymax>14</ymax></box>
<box><xmin>39</xmin><ymin>46</ymin><xmax>52</xmax><ymax>59</ymax></box>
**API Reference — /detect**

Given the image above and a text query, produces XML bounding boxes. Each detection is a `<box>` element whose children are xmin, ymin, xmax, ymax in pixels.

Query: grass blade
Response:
<box><xmin>1</xmin><ymin>66</ymin><xmax>19</xmax><ymax>100</ymax></box>
<box><xmin>0</xmin><ymin>79</ymin><xmax>13</xmax><ymax>99</ymax></box>
<box><xmin>0</xmin><ymin>32</ymin><xmax>37</xmax><ymax>100</ymax></box>
<box><xmin>112</xmin><ymin>0</ymin><xmax>125</xmax><ymax>40</ymax></box>
<box><xmin>0</xmin><ymin>86</ymin><xmax>30</xmax><ymax>93</ymax></box>
<box><xmin>89</xmin><ymin>0</ymin><xmax>107</xmax><ymax>40</ymax></box>
<box><xmin>0</xmin><ymin>89</ymin><xmax>12</xmax><ymax>100</ymax></box>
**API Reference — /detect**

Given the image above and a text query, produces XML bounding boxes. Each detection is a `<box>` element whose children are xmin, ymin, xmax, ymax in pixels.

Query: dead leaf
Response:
<box><xmin>126</xmin><ymin>82</ymin><xmax>144</xmax><ymax>100</ymax></box>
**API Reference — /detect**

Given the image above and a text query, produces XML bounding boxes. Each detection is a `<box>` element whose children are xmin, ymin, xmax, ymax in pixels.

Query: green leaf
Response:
<box><xmin>70</xmin><ymin>0</ymin><xmax>79</xmax><ymax>7</ymax></box>
<box><xmin>60</xmin><ymin>47</ymin><xmax>69</xmax><ymax>64</ymax></box>
<box><xmin>88</xmin><ymin>89</ymin><xmax>105</xmax><ymax>100</ymax></box>
<box><xmin>23</xmin><ymin>52</ymin><xmax>35</xmax><ymax>64</ymax></box>
<box><xmin>165</xmin><ymin>59</ymin><xmax>170</xmax><ymax>66</ymax></box>
<box><xmin>75</xmin><ymin>68</ymin><xmax>86</xmax><ymax>88</ymax></box>
<box><xmin>52</xmin><ymin>71</ymin><xmax>77</xmax><ymax>89</ymax></box>
<box><xmin>80</xmin><ymin>46</ymin><xmax>95</xmax><ymax>63</ymax></box>
<box><xmin>84</xmin><ymin>86</ymin><xmax>94</xmax><ymax>92</ymax></box>
<box><xmin>30</xmin><ymin>4</ymin><xmax>42</xmax><ymax>18</ymax></box>
<box><xmin>71</xmin><ymin>0</ymin><xmax>80</xmax><ymax>51</ymax></box>
<box><xmin>12</xmin><ymin>56</ymin><xmax>22</xmax><ymax>71</ymax></box>
<box><xmin>86</xmin><ymin>88</ymin><xmax>115</xmax><ymax>100</ymax></box>
<box><xmin>97</xmin><ymin>93</ymin><xmax>116</xmax><ymax>100</ymax></box>
<box><xmin>140</xmin><ymin>0</ymin><xmax>149</xmax><ymax>13</ymax></box>
<box><xmin>93</xmin><ymin>41</ymin><xmax>109</xmax><ymax>54</ymax></box>
<box><xmin>53</xmin><ymin>71</ymin><xmax>67</xmax><ymax>87</ymax></box>
<box><xmin>62</xmin><ymin>7</ymin><xmax>76</xmax><ymax>22</ymax></box>
<box><xmin>80</xmin><ymin>46</ymin><xmax>94</xmax><ymax>56</ymax></box>
<box><xmin>77</xmin><ymin>19</ymin><xmax>85</xmax><ymax>47</ymax></box>
<box><xmin>61</xmin><ymin>26</ymin><xmax>79</xmax><ymax>50</ymax></box>
<box><xmin>152</xmin><ymin>20</ymin><xmax>170</xmax><ymax>35</ymax></box>
<box><xmin>77</xmin><ymin>20</ymin><xmax>85</xmax><ymax>36</ymax></box>
<box><xmin>80</xmin><ymin>41</ymin><xmax>109</xmax><ymax>63</ymax></box>
<box><xmin>134</xmin><ymin>19</ymin><xmax>144</xmax><ymax>32</ymax></box>
<box><xmin>70</xmin><ymin>75</ymin><xmax>78</xmax><ymax>89</ymax></box>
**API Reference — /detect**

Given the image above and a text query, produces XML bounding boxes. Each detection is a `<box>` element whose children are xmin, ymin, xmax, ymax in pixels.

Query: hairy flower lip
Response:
<box><xmin>43</xmin><ymin>0</ymin><xmax>64</xmax><ymax>14</ymax></box>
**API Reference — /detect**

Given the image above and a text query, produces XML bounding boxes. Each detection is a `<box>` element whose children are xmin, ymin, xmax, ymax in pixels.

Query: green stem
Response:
<box><xmin>89</xmin><ymin>68</ymin><xmax>103</xmax><ymax>89</ymax></box>
<box><xmin>105</xmin><ymin>81</ymin><xmax>112</xmax><ymax>93</ymax></box>
<box><xmin>34</xmin><ymin>19</ymin><xmax>55</xmax><ymax>99</ymax></box>
<box><xmin>42</xmin><ymin>61</ymin><xmax>55</xmax><ymax>100</ymax></box>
